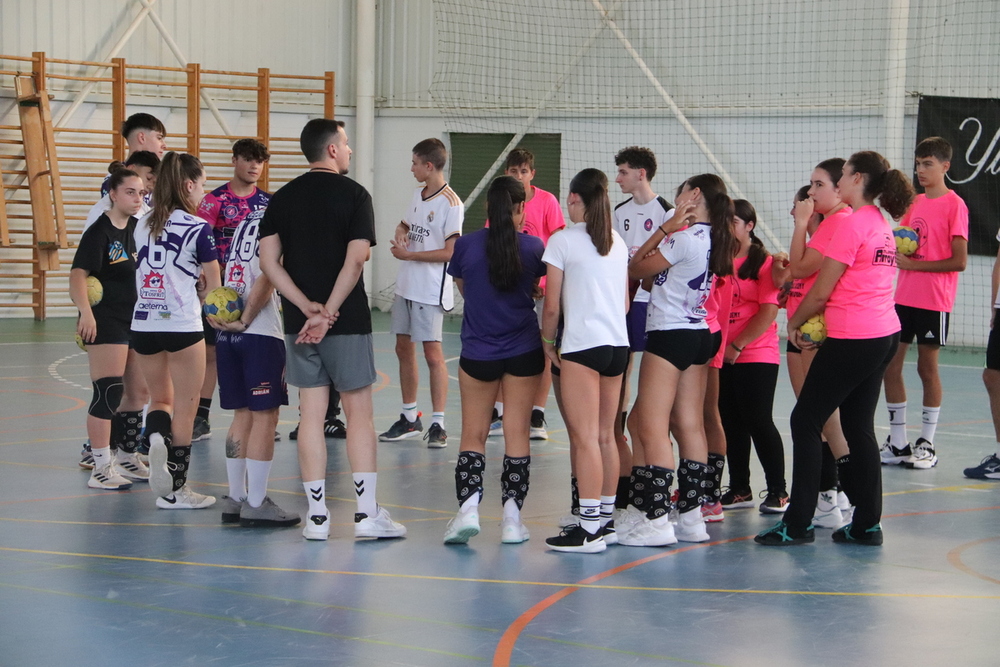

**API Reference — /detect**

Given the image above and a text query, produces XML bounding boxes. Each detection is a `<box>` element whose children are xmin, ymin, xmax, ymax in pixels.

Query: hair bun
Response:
<box><xmin>107</xmin><ymin>160</ymin><xmax>126</xmax><ymax>174</ymax></box>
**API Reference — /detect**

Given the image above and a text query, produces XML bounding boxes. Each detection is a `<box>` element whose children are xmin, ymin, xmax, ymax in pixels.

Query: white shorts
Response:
<box><xmin>390</xmin><ymin>295</ymin><xmax>443</xmax><ymax>343</ymax></box>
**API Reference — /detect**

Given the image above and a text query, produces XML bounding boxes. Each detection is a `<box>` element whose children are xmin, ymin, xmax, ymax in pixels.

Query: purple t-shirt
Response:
<box><xmin>448</xmin><ymin>229</ymin><xmax>545</xmax><ymax>361</ymax></box>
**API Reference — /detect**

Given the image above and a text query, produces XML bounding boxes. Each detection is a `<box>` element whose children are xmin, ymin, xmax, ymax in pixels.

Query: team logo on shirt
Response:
<box><xmin>223</xmin><ymin>204</ymin><xmax>240</xmax><ymax>220</ymax></box>
<box><xmin>872</xmin><ymin>234</ymin><xmax>897</xmax><ymax>266</ymax></box>
<box><xmin>644</xmin><ymin>218</ymin><xmax>653</xmax><ymax>231</ymax></box>
<box><xmin>227</xmin><ymin>264</ymin><xmax>247</xmax><ymax>295</ymax></box>
<box><xmin>140</xmin><ymin>271</ymin><xmax>166</xmax><ymax>300</ymax></box>
<box><xmin>107</xmin><ymin>240</ymin><xmax>129</xmax><ymax>264</ymax></box>
<box><xmin>908</xmin><ymin>216</ymin><xmax>928</xmax><ymax>259</ymax></box>
<box><xmin>427</xmin><ymin>211</ymin><xmax>435</xmax><ymax>223</ymax></box>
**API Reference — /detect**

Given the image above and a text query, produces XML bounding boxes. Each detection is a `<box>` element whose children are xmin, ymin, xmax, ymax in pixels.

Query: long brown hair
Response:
<box><xmin>683</xmin><ymin>173</ymin><xmax>735</xmax><ymax>277</ymax></box>
<box><xmin>846</xmin><ymin>151</ymin><xmax>915</xmax><ymax>220</ymax></box>
<box><xmin>569</xmin><ymin>168</ymin><xmax>612</xmax><ymax>256</ymax></box>
<box><xmin>733</xmin><ymin>199</ymin><xmax>769</xmax><ymax>281</ymax></box>
<box><xmin>486</xmin><ymin>176</ymin><xmax>527</xmax><ymax>291</ymax></box>
<box><xmin>148</xmin><ymin>152</ymin><xmax>203</xmax><ymax>237</ymax></box>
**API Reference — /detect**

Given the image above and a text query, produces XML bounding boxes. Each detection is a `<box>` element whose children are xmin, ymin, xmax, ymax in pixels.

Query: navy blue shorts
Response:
<box><xmin>626</xmin><ymin>301</ymin><xmax>649</xmax><ymax>352</ymax></box>
<box><xmin>987</xmin><ymin>312</ymin><xmax>1000</xmax><ymax>371</ymax></box>
<box><xmin>216</xmin><ymin>331</ymin><xmax>288</xmax><ymax>411</ymax></box>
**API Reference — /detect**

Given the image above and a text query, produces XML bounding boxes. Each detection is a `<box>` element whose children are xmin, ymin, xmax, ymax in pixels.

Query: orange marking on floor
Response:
<box><xmin>947</xmin><ymin>536</ymin><xmax>1000</xmax><ymax>586</ymax></box>
<box><xmin>0</xmin><ymin>389</ymin><xmax>87</xmax><ymax>420</ymax></box>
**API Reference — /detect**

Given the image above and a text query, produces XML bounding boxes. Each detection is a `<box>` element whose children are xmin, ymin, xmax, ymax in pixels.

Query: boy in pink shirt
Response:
<box><xmin>880</xmin><ymin>137</ymin><xmax>969</xmax><ymax>469</ymax></box>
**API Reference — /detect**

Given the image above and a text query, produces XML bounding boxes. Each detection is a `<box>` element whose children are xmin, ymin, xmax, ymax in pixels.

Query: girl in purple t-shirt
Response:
<box><xmin>443</xmin><ymin>176</ymin><xmax>546</xmax><ymax>545</ymax></box>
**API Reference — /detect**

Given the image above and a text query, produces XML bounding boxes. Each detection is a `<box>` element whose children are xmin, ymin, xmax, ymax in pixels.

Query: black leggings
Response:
<box><xmin>784</xmin><ymin>334</ymin><xmax>899</xmax><ymax>532</ymax></box>
<box><xmin>719</xmin><ymin>362</ymin><xmax>785</xmax><ymax>493</ymax></box>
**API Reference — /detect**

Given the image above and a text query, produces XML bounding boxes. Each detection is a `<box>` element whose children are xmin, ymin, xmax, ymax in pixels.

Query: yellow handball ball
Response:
<box><xmin>75</xmin><ymin>333</ymin><xmax>87</xmax><ymax>350</ymax></box>
<box><xmin>893</xmin><ymin>226</ymin><xmax>919</xmax><ymax>257</ymax></box>
<box><xmin>799</xmin><ymin>313</ymin><xmax>827</xmax><ymax>345</ymax></box>
<box><xmin>203</xmin><ymin>286</ymin><xmax>243</xmax><ymax>323</ymax></box>
<box><xmin>85</xmin><ymin>275</ymin><xmax>103</xmax><ymax>306</ymax></box>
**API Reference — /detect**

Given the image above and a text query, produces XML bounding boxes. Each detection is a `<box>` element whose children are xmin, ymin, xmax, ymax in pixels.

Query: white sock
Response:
<box><xmin>920</xmin><ymin>406</ymin><xmax>941</xmax><ymax>444</ymax></box>
<box><xmin>502</xmin><ymin>497</ymin><xmax>519</xmax><ymax>520</ymax></box>
<box><xmin>887</xmin><ymin>402</ymin><xmax>907</xmax><ymax>447</ymax></box>
<box><xmin>494</xmin><ymin>402</ymin><xmax>504</xmax><ymax>417</ymax></box>
<box><xmin>402</xmin><ymin>403</ymin><xmax>418</xmax><ymax>422</ymax></box>
<box><xmin>245</xmin><ymin>458</ymin><xmax>272</xmax><ymax>508</ymax></box>
<box><xmin>579</xmin><ymin>499</ymin><xmax>600</xmax><ymax>534</ymax></box>
<box><xmin>354</xmin><ymin>472</ymin><xmax>377</xmax><ymax>517</ymax></box>
<box><xmin>92</xmin><ymin>446</ymin><xmax>111</xmax><ymax>468</ymax></box>
<box><xmin>532</xmin><ymin>405</ymin><xmax>545</xmax><ymax>415</ymax></box>
<box><xmin>817</xmin><ymin>490</ymin><xmax>838</xmax><ymax>512</ymax></box>
<box><xmin>461</xmin><ymin>494</ymin><xmax>480</xmax><ymax>513</ymax></box>
<box><xmin>432</xmin><ymin>412</ymin><xmax>445</xmax><ymax>428</ymax></box>
<box><xmin>599</xmin><ymin>495</ymin><xmax>616</xmax><ymax>527</ymax></box>
<box><xmin>226</xmin><ymin>458</ymin><xmax>247</xmax><ymax>500</ymax></box>
<box><xmin>303</xmin><ymin>479</ymin><xmax>326</xmax><ymax>516</ymax></box>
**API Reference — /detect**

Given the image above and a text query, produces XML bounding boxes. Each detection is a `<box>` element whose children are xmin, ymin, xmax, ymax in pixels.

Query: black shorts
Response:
<box><xmin>202</xmin><ymin>314</ymin><xmax>218</xmax><ymax>346</ymax></box>
<box><xmin>786</xmin><ymin>339</ymin><xmax>801</xmax><ymax>355</ymax></box>
<box><xmin>131</xmin><ymin>331</ymin><xmax>204</xmax><ymax>355</ymax></box>
<box><xmin>552</xmin><ymin>345</ymin><xmax>629</xmax><ymax>377</ymax></box>
<box><xmin>88</xmin><ymin>315</ymin><xmax>131</xmax><ymax>346</ymax></box>
<box><xmin>896</xmin><ymin>304</ymin><xmax>949</xmax><ymax>346</ymax></box>
<box><xmin>460</xmin><ymin>347</ymin><xmax>545</xmax><ymax>383</ymax></box>
<box><xmin>987</xmin><ymin>314</ymin><xmax>1000</xmax><ymax>371</ymax></box>
<box><xmin>645</xmin><ymin>328</ymin><xmax>715</xmax><ymax>371</ymax></box>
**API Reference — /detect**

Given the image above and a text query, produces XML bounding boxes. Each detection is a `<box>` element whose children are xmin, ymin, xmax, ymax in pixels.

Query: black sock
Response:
<box><xmin>706</xmin><ymin>453</ymin><xmax>725</xmax><ymax>503</ymax></box>
<box><xmin>501</xmin><ymin>455</ymin><xmax>530</xmax><ymax>509</ymax></box>
<box><xmin>570</xmin><ymin>476</ymin><xmax>580</xmax><ymax>515</ymax></box>
<box><xmin>111</xmin><ymin>410</ymin><xmax>144</xmax><ymax>454</ymax></box>
<box><xmin>327</xmin><ymin>391</ymin><xmax>341</xmax><ymax>420</ymax></box>
<box><xmin>615</xmin><ymin>476</ymin><xmax>630</xmax><ymax>509</ymax></box>
<box><xmin>167</xmin><ymin>445</ymin><xmax>190</xmax><ymax>492</ymax></box>
<box><xmin>629</xmin><ymin>465</ymin><xmax>650</xmax><ymax>511</ymax></box>
<box><xmin>645</xmin><ymin>465</ymin><xmax>674</xmax><ymax>519</ymax></box>
<box><xmin>145</xmin><ymin>410</ymin><xmax>171</xmax><ymax>441</ymax></box>
<box><xmin>455</xmin><ymin>451</ymin><xmax>485</xmax><ymax>508</ymax></box>
<box><xmin>677</xmin><ymin>458</ymin><xmax>705</xmax><ymax>514</ymax></box>
<box><xmin>819</xmin><ymin>442</ymin><xmax>839</xmax><ymax>490</ymax></box>
<box><xmin>197</xmin><ymin>398</ymin><xmax>212</xmax><ymax>421</ymax></box>
<box><xmin>836</xmin><ymin>455</ymin><xmax>856</xmax><ymax>506</ymax></box>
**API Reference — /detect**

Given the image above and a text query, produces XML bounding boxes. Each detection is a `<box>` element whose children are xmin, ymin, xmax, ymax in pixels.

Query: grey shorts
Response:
<box><xmin>284</xmin><ymin>333</ymin><xmax>376</xmax><ymax>391</ymax></box>
<box><xmin>389</xmin><ymin>295</ymin><xmax>443</xmax><ymax>342</ymax></box>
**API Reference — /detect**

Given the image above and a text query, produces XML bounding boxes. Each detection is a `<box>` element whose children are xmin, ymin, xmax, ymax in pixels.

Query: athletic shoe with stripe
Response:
<box><xmin>545</xmin><ymin>524</ymin><xmax>606</xmax><ymax>553</ymax></box>
<box><xmin>501</xmin><ymin>516</ymin><xmax>530</xmax><ymax>544</ymax></box>
<box><xmin>720</xmin><ymin>487</ymin><xmax>754</xmax><ymax>509</ymax></box>
<box><xmin>191</xmin><ymin>415</ymin><xmax>211</xmax><ymax>442</ymax></box>
<box><xmin>963</xmin><ymin>453</ymin><xmax>1000</xmax><ymax>479</ymax></box>
<box><xmin>759</xmin><ymin>490</ymin><xmax>789</xmax><ymax>514</ymax></box>
<box><xmin>355</xmin><ymin>506</ymin><xmax>406</xmax><ymax>538</ymax></box>
<box><xmin>599</xmin><ymin>520</ymin><xmax>617</xmax><ymax>545</ymax></box>
<box><xmin>618</xmin><ymin>516</ymin><xmax>677</xmax><ymax>547</ymax></box>
<box><xmin>701</xmin><ymin>500</ymin><xmax>725</xmax><ymax>522</ymax></box>
<box><xmin>444</xmin><ymin>508</ymin><xmax>480</xmax><ymax>544</ymax></box>
<box><xmin>424</xmin><ymin>422</ymin><xmax>448</xmax><ymax>449</ymax></box>
<box><xmin>754</xmin><ymin>520</ymin><xmax>814</xmax><ymax>546</ymax></box>
<box><xmin>79</xmin><ymin>441</ymin><xmax>95</xmax><ymax>470</ymax></box>
<box><xmin>529</xmin><ymin>409</ymin><xmax>548</xmax><ymax>440</ymax></box>
<box><xmin>905</xmin><ymin>438</ymin><xmax>938</xmax><ymax>469</ymax></box>
<box><xmin>831</xmin><ymin>522</ymin><xmax>883</xmax><ymax>546</ymax></box>
<box><xmin>155</xmin><ymin>484</ymin><xmax>216</xmax><ymax>509</ymax></box>
<box><xmin>114</xmin><ymin>450</ymin><xmax>149</xmax><ymax>482</ymax></box>
<box><xmin>880</xmin><ymin>439</ymin><xmax>912</xmax><ymax>465</ymax></box>
<box><xmin>88</xmin><ymin>461</ymin><xmax>133</xmax><ymax>490</ymax></box>
<box><xmin>379</xmin><ymin>413</ymin><xmax>423</xmax><ymax>441</ymax></box>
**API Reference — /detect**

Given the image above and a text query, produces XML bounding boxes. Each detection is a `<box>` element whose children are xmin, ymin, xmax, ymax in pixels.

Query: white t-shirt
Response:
<box><xmin>542</xmin><ymin>224</ymin><xmax>629</xmax><ymax>354</ymax></box>
<box><xmin>225</xmin><ymin>208</ymin><xmax>283</xmax><ymax>340</ymax></box>
<box><xmin>646</xmin><ymin>222</ymin><xmax>714</xmax><ymax>332</ymax></box>
<box><xmin>613</xmin><ymin>196</ymin><xmax>674</xmax><ymax>303</ymax></box>
<box><xmin>394</xmin><ymin>185</ymin><xmax>464</xmax><ymax>310</ymax></box>
<box><xmin>84</xmin><ymin>195</ymin><xmax>151</xmax><ymax>231</ymax></box>
<box><xmin>132</xmin><ymin>209</ymin><xmax>219</xmax><ymax>333</ymax></box>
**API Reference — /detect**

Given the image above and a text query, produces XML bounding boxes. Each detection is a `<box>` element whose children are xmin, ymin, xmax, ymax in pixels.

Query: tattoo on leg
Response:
<box><xmin>225</xmin><ymin>435</ymin><xmax>243</xmax><ymax>459</ymax></box>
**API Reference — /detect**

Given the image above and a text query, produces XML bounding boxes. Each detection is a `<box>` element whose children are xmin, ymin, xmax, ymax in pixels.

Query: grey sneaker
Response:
<box><xmin>191</xmin><ymin>416</ymin><xmax>211</xmax><ymax>442</ymax></box>
<box><xmin>379</xmin><ymin>413</ymin><xmax>423</xmax><ymax>441</ymax></box>
<box><xmin>424</xmin><ymin>422</ymin><xmax>447</xmax><ymax>449</ymax></box>
<box><xmin>219</xmin><ymin>495</ymin><xmax>243</xmax><ymax>524</ymax></box>
<box><xmin>239</xmin><ymin>496</ymin><xmax>302</xmax><ymax>528</ymax></box>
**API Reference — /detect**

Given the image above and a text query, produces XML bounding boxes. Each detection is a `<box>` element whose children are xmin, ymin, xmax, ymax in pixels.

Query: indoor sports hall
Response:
<box><xmin>1</xmin><ymin>2</ymin><xmax>998</xmax><ymax>666</ymax></box>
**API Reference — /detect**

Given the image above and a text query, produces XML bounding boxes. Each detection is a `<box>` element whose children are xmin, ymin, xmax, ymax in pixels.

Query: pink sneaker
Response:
<box><xmin>701</xmin><ymin>501</ymin><xmax>725</xmax><ymax>522</ymax></box>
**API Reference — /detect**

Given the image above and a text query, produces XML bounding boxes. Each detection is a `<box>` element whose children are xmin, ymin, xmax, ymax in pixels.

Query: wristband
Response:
<box><xmin>541</xmin><ymin>335</ymin><xmax>556</xmax><ymax>345</ymax></box>
<box><xmin>659</xmin><ymin>225</ymin><xmax>669</xmax><ymax>236</ymax></box>
<box><xmin>729</xmin><ymin>342</ymin><xmax>743</xmax><ymax>353</ymax></box>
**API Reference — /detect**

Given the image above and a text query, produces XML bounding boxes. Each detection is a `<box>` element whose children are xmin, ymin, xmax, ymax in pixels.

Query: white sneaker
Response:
<box><xmin>302</xmin><ymin>509</ymin><xmax>331</xmax><ymax>540</ymax></box>
<box><xmin>355</xmin><ymin>506</ymin><xmax>406</xmax><ymax>538</ymax></box>
<box><xmin>880</xmin><ymin>438</ymin><xmax>912</xmax><ymax>465</ymax></box>
<box><xmin>836</xmin><ymin>490</ymin><xmax>851</xmax><ymax>512</ymax></box>
<box><xmin>147</xmin><ymin>433</ymin><xmax>174</xmax><ymax>499</ymax></box>
<box><xmin>156</xmin><ymin>484</ymin><xmax>216</xmax><ymax>509</ymax></box>
<box><xmin>557</xmin><ymin>512</ymin><xmax>580</xmax><ymax>529</ymax></box>
<box><xmin>114</xmin><ymin>451</ymin><xmax>149</xmax><ymax>482</ymax></box>
<box><xmin>444</xmin><ymin>508</ymin><xmax>481</xmax><ymax>544</ymax></box>
<box><xmin>500</xmin><ymin>516</ymin><xmax>530</xmax><ymax>544</ymax></box>
<box><xmin>614</xmin><ymin>505</ymin><xmax>645</xmax><ymax>538</ymax></box>
<box><xmin>673</xmin><ymin>507</ymin><xmax>710</xmax><ymax>542</ymax></box>
<box><xmin>88</xmin><ymin>461</ymin><xmax>133</xmax><ymax>490</ymax></box>
<box><xmin>619</xmin><ymin>516</ymin><xmax>677</xmax><ymax>547</ymax></box>
<box><xmin>812</xmin><ymin>490</ymin><xmax>844</xmax><ymax>529</ymax></box>
<box><xmin>906</xmin><ymin>438</ymin><xmax>938</xmax><ymax>469</ymax></box>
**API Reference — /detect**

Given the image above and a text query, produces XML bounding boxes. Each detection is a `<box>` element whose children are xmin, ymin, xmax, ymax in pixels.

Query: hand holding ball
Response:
<box><xmin>893</xmin><ymin>226</ymin><xmax>919</xmax><ymax>257</ymax></box>
<box><xmin>203</xmin><ymin>287</ymin><xmax>243</xmax><ymax>323</ymax></box>
<box><xmin>799</xmin><ymin>314</ymin><xmax>827</xmax><ymax>345</ymax></box>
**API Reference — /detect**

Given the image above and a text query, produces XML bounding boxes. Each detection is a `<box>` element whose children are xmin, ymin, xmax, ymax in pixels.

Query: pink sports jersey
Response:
<box><xmin>894</xmin><ymin>191</ymin><xmax>969</xmax><ymax>312</ymax></box>
<box><xmin>726</xmin><ymin>255</ymin><xmax>780</xmax><ymax>364</ymax></box>
<box><xmin>823</xmin><ymin>205</ymin><xmax>900</xmax><ymax>339</ymax></box>
<box><xmin>198</xmin><ymin>183</ymin><xmax>270</xmax><ymax>264</ymax></box>
<box><xmin>707</xmin><ymin>275</ymin><xmax>733</xmax><ymax>369</ymax></box>
<box><xmin>522</xmin><ymin>186</ymin><xmax>565</xmax><ymax>244</ymax></box>
<box><xmin>786</xmin><ymin>207</ymin><xmax>852</xmax><ymax>318</ymax></box>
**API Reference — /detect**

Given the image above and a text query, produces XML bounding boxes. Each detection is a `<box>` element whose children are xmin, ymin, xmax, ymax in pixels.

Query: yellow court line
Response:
<box><xmin>0</xmin><ymin>546</ymin><xmax>997</xmax><ymax>600</ymax></box>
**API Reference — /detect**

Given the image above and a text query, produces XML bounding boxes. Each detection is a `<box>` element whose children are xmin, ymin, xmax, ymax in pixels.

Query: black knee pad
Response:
<box><xmin>89</xmin><ymin>376</ymin><xmax>124</xmax><ymax>420</ymax></box>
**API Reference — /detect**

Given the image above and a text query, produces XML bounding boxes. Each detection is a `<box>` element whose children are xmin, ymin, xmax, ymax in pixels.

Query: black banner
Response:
<box><xmin>916</xmin><ymin>95</ymin><xmax>1000</xmax><ymax>256</ymax></box>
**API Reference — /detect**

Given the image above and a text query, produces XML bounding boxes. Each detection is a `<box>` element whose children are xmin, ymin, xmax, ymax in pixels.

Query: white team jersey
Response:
<box><xmin>542</xmin><ymin>224</ymin><xmax>629</xmax><ymax>354</ymax></box>
<box><xmin>225</xmin><ymin>209</ymin><xmax>283</xmax><ymax>340</ymax></box>
<box><xmin>395</xmin><ymin>185</ymin><xmax>464</xmax><ymax>310</ymax></box>
<box><xmin>613</xmin><ymin>196</ymin><xmax>674</xmax><ymax>303</ymax></box>
<box><xmin>84</xmin><ymin>195</ymin><xmax>151</xmax><ymax>231</ymax></box>
<box><xmin>646</xmin><ymin>222</ymin><xmax>714</xmax><ymax>331</ymax></box>
<box><xmin>132</xmin><ymin>209</ymin><xmax>218</xmax><ymax>333</ymax></box>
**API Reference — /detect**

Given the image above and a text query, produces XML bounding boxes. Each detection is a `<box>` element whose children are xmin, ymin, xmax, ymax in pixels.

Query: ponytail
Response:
<box><xmin>148</xmin><ymin>152</ymin><xmax>203</xmax><ymax>237</ymax></box>
<box><xmin>685</xmin><ymin>173</ymin><xmax>735</xmax><ymax>278</ymax></box>
<box><xmin>570</xmin><ymin>168</ymin><xmax>613</xmax><ymax>256</ymax></box>
<box><xmin>734</xmin><ymin>199</ymin><xmax>769</xmax><ymax>281</ymax></box>
<box><xmin>847</xmin><ymin>151</ymin><xmax>915</xmax><ymax>220</ymax></box>
<box><xmin>485</xmin><ymin>176</ymin><xmax>526</xmax><ymax>291</ymax></box>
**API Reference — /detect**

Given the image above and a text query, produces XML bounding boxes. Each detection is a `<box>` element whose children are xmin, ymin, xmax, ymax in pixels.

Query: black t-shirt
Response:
<box><xmin>258</xmin><ymin>171</ymin><xmax>376</xmax><ymax>335</ymax></box>
<box><xmin>71</xmin><ymin>213</ymin><xmax>138</xmax><ymax>321</ymax></box>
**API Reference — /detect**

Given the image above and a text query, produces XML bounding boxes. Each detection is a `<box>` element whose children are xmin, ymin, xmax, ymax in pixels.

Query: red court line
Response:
<box><xmin>0</xmin><ymin>389</ymin><xmax>87</xmax><ymax>420</ymax></box>
<box><xmin>947</xmin><ymin>536</ymin><xmax>1000</xmax><ymax>586</ymax></box>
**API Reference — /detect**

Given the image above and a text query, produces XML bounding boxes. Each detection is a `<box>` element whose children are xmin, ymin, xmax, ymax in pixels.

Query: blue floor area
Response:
<box><xmin>0</xmin><ymin>312</ymin><xmax>997</xmax><ymax>666</ymax></box>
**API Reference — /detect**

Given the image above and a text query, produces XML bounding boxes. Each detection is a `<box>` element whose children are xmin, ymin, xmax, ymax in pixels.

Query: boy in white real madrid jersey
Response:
<box><xmin>382</xmin><ymin>139</ymin><xmax>464</xmax><ymax>448</ymax></box>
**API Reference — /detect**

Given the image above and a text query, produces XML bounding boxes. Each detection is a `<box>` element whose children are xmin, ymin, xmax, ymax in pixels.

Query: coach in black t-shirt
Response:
<box><xmin>259</xmin><ymin>118</ymin><xmax>406</xmax><ymax>541</ymax></box>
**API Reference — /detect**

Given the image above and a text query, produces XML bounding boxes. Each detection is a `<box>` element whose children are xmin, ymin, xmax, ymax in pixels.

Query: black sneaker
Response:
<box><xmin>759</xmin><ymin>490</ymin><xmax>789</xmax><ymax>514</ymax></box>
<box><xmin>289</xmin><ymin>424</ymin><xmax>299</xmax><ymax>441</ymax></box>
<box><xmin>720</xmin><ymin>487</ymin><xmax>755</xmax><ymax>509</ymax></box>
<box><xmin>832</xmin><ymin>523</ymin><xmax>883</xmax><ymax>546</ymax></box>
<box><xmin>601</xmin><ymin>520</ymin><xmax>618</xmax><ymax>545</ymax></box>
<box><xmin>324</xmin><ymin>418</ymin><xmax>347</xmax><ymax>439</ymax></box>
<box><xmin>545</xmin><ymin>524</ymin><xmax>607</xmax><ymax>553</ymax></box>
<box><xmin>530</xmin><ymin>409</ymin><xmax>548</xmax><ymax>440</ymax></box>
<box><xmin>191</xmin><ymin>415</ymin><xmax>211</xmax><ymax>442</ymax></box>
<box><xmin>379</xmin><ymin>413</ymin><xmax>423</xmax><ymax>442</ymax></box>
<box><xmin>424</xmin><ymin>422</ymin><xmax>447</xmax><ymax>449</ymax></box>
<box><xmin>754</xmin><ymin>520</ymin><xmax>815</xmax><ymax>546</ymax></box>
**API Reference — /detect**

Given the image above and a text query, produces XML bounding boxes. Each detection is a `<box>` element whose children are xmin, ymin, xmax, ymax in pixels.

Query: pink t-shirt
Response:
<box><xmin>894</xmin><ymin>191</ymin><xmax>969</xmax><ymax>312</ymax></box>
<box><xmin>706</xmin><ymin>275</ymin><xmax>733</xmax><ymax>369</ymax></box>
<box><xmin>726</xmin><ymin>254</ymin><xmax>780</xmax><ymax>364</ymax></box>
<box><xmin>786</xmin><ymin>207</ymin><xmax>852</xmax><ymax>318</ymax></box>
<box><xmin>823</xmin><ymin>205</ymin><xmax>901</xmax><ymax>339</ymax></box>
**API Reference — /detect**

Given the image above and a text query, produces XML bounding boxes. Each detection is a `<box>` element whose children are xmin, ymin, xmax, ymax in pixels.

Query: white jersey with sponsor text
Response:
<box><xmin>613</xmin><ymin>196</ymin><xmax>674</xmax><ymax>303</ymax></box>
<box><xmin>394</xmin><ymin>184</ymin><xmax>464</xmax><ymax>310</ymax></box>
<box><xmin>646</xmin><ymin>222</ymin><xmax>714</xmax><ymax>332</ymax></box>
<box><xmin>225</xmin><ymin>209</ymin><xmax>283</xmax><ymax>340</ymax></box>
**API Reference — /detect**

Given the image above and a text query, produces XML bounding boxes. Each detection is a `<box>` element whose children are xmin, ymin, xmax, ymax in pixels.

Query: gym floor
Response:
<box><xmin>0</xmin><ymin>312</ymin><xmax>996</xmax><ymax>666</ymax></box>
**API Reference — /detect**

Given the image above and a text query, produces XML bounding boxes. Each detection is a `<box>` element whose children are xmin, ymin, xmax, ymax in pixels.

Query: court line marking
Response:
<box><xmin>47</xmin><ymin>352</ymin><xmax>89</xmax><ymax>391</ymax></box>
<box><xmin>0</xmin><ymin>389</ymin><xmax>88</xmax><ymax>420</ymax></box>
<box><xmin>946</xmin><ymin>536</ymin><xmax>1000</xmax><ymax>586</ymax></box>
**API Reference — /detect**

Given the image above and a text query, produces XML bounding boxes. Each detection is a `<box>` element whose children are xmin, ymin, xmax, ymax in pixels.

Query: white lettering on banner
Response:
<box><xmin>949</xmin><ymin>116</ymin><xmax>1000</xmax><ymax>184</ymax></box>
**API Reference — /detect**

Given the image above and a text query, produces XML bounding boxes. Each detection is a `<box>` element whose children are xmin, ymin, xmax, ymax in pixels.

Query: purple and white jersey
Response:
<box><xmin>198</xmin><ymin>183</ymin><xmax>271</xmax><ymax>264</ymax></box>
<box><xmin>132</xmin><ymin>209</ymin><xmax>218</xmax><ymax>333</ymax></box>
<box><xmin>225</xmin><ymin>208</ymin><xmax>282</xmax><ymax>340</ymax></box>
